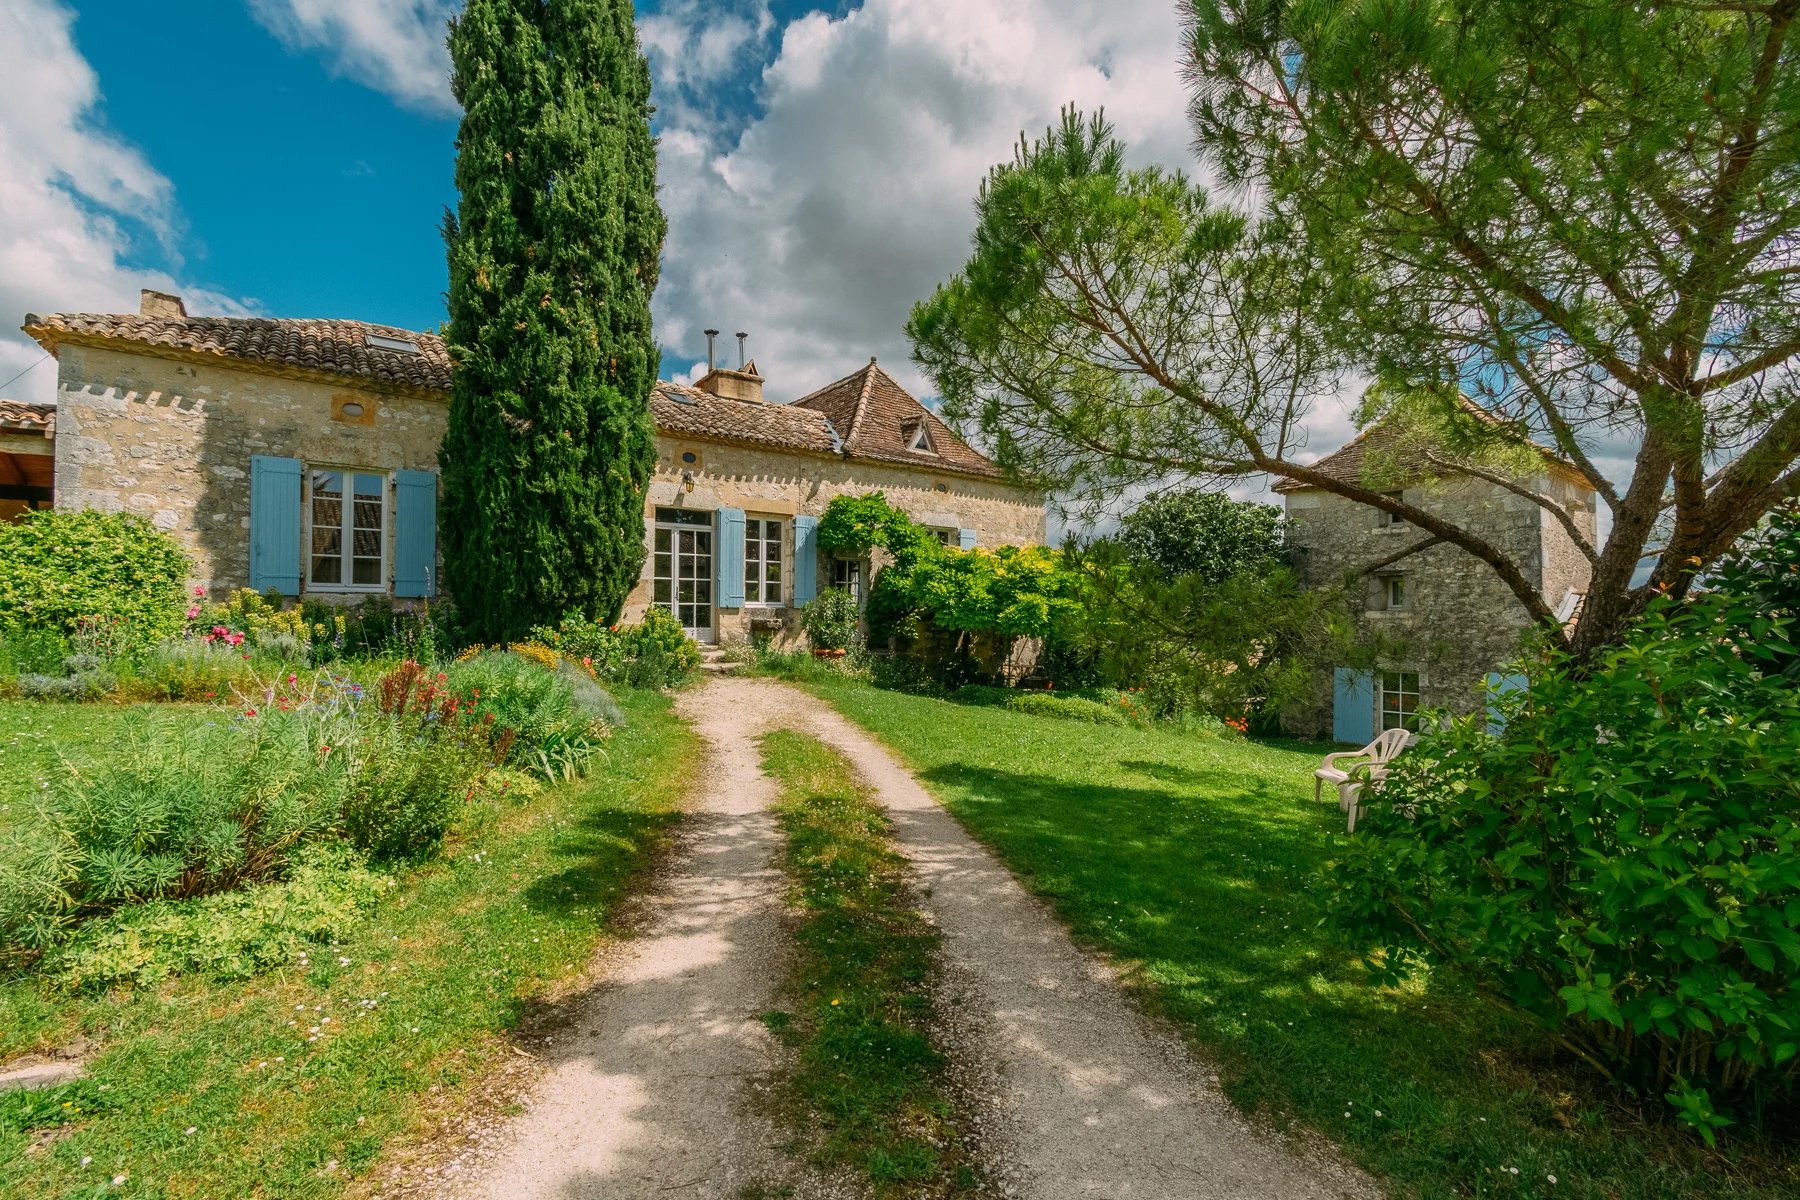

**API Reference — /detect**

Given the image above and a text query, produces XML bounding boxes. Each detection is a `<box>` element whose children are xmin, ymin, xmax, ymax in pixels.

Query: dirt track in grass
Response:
<box><xmin>442</xmin><ymin>675</ymin><xmax>1375</xmax><ymax>1199</ymax></box>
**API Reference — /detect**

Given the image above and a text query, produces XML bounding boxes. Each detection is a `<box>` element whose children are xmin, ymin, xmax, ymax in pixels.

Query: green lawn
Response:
<box><xmin>801</xmin><ymin>678</ymin><xmax>1799</xmax><ymax>1200</ymax></box>
<box><xmin>0</xmin><ymin>688</ymin><xmax>697</xmax><ymax>1200</ymax></box>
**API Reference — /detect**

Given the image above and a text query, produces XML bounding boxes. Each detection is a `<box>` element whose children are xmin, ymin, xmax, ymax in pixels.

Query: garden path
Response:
<box><xmin>450</xmin><ymin>675</ymin><xmax>1374</xmax><ymax>1199</ymax></box>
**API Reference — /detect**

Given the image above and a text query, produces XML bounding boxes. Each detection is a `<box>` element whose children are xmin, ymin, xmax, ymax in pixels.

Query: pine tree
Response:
<box><xmin>440</xmin><ymin>0</ymin><xmax>664</xmax><ymax>641</ymax></box>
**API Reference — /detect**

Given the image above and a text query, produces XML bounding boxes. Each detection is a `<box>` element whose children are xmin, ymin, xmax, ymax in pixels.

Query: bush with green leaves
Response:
<box><xmin>615</xmin><ymin>606</ymin><xmax>701</xmax><ymax>687</ymax></box>
<box><xmin>1326</xmin><ymin>566</ymin><xmax>1800</xmax><ymax>1139</ymax></box>
<box><xmin>530</xmin><ymin>611</ymin><xmax>626</xmax><ymax>676</ymax></box>
<box><xmin>44</xmin><ymin>842</ymin><xmax>394</xmax><ymax>990</ymax></box>
<box><xmin>1116</xmin><ymin>489</ymin><xmax>1285</xmax><ymax>584</ymax></box>
<box><xmin>0</xmin><ymin>509</ymin><xmax>191</xmax><ymax>644</ymax></box>
<box><xmin>950</xmin><ymin>684</ymin><xmax>1128</xmax><ymax>726</ymax></box>
<box><xmin>0</xmin><ymin>704</ymin><xmax>355</xmax><ymax>953</ymax></box>
<box><xmin>342</xmin><ymin>714</ymin><xmax>486</xmax><ymax>859</ymax></box>
<box><xmin>446</xmin><ymin>648</ymin><xmax>610</xmax><ymax>770</ymax></box>
<box><xmin>129</xmin><ymin>637</ymin><xmax>260</xmax><ymax>701</ymax></box>
<box><xmin>802</xmin><ymin>587</ymin><xmax>861</xmax><ymax>651</ymax></box>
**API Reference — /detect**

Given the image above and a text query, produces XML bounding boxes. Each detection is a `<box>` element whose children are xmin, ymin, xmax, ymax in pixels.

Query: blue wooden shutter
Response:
<box><xmin>716</xmin><ymin>507</ymin><xmax>746</xmax><ymax>608</ymax></box>
<box><xmin>958</xmin><ymin>527</ymin><xmax>977</xmax><ymax>550</ymax></box>
<box><xmin>1485</xmin><ymin>672</ymin><xmax>1528</xmax><ymax>735</ymax></box>
<box><xmin>249</xmin><ymin>455</ymin><xmax>302</xmax><ymax>596</ymax></box>
<box><xmin>793</xmin><ymin>514</ymin><xmax>819</xmax><ymax>606</ymax></box>
<box><xmin>393</xmin><ymin>469</ymin><xmax>439</xmax><ymax>598</ymax></box>
<box><xmin>1332</xmin><ymin>668</ymin><xmax>1375</xmax><ymax>746</ymax></box>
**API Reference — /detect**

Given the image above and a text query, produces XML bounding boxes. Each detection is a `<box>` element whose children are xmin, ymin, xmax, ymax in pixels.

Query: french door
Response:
<box><xmin>652</xmin><ymin>508</ymin><xmax>714</xmax><ymax>642</ymax></box>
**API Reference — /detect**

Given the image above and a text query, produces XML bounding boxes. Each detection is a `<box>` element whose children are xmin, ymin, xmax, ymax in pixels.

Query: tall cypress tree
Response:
<box><xmin>440</xmin><ymin>0</ymin><xmax>664</xmax><ymax>640</ymax></box>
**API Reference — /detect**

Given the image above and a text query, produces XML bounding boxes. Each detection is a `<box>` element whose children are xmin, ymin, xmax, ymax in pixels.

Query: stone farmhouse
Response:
<box><xmin>1278</xmin><ymin>417</ymin><xmax>1596</xmax><ymax>743</ymax></box>
<box><xmin>16</xmin><ymin>290</ymin><xmax>1044</xmax><ymax>644</ymax></box>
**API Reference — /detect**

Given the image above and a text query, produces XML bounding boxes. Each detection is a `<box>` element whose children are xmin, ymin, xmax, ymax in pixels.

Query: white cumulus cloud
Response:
<box><xmin>247</xmin><ymin>0</ymin><xmax>459</xmax><ymax>115</ymax></box>
<box><xmin>0</xmin><ymin>0</ymin><xmax>249</xmax><ymax>403</ymax></box>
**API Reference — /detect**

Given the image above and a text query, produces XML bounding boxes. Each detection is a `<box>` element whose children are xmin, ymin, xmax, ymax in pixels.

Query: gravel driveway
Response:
<box><xmin>447</xmin><ymin>674</ymin><xmax>1376</xmax><ymax>1200</ymax></box>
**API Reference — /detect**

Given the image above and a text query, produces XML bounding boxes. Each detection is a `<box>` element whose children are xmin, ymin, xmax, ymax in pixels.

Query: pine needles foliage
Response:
<box><xmin>440</xmin><ymin>0</ymin><xmax>665</xmax><ymax>641</ymax></box>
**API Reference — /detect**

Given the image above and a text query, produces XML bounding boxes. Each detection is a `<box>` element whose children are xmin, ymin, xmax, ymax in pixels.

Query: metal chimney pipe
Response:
<box><xmin>735</xmin><ymin>332</ymin><xmax>748</xmax><ymax>369</ymax></box>
<box><xmin>703</xmin><ymin>329</ymin><xmax>719</xmax><ymax>372</ymax></box>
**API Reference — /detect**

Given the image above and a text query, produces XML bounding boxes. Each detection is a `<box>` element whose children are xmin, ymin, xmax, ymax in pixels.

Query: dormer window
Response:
<box><xmin>904</xmin><ymin>420</ymin><xmax>936</xmax><ymax>455</ymax></box>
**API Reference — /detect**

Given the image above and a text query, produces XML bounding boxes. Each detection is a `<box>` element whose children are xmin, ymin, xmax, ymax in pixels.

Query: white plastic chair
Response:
<box><xmin>1315</xmin><ymin>728</ymin><xmax>1412</xmax><ymax>831</ymax></box>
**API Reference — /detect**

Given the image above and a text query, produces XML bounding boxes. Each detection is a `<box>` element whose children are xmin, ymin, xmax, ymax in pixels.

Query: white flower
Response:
<box><xmin>111</xmin><ymin>1175</ymin><xmax>127</xmax><ymax>1186</ymax></box>
<box><xmin>274</xmin><ymin>1056</ymin><xmax>285</xmax><ymax>1063</ymax></box>
<box><xmin>80</xmin><ymin>1156</ymin><xmax>92</xmax><ymax>1167</ymax></box>
<box><xmin>1373</xmin><ymin>1110</ymin><xmax>1382</xmax><ymax>1117</ymax></box>
<box><xmin>185</xmin><ymin>1126</ymin><xmax>197</xmax><ymax>1135</ymax></box>
<box><xmin>1548</xmin><ymin>1175</ymin><xmax>1558</xmax><ymax>1185</ymax></box>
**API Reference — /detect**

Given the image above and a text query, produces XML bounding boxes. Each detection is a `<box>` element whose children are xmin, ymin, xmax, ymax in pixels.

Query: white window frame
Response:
<box><xmin>306</xmin><ymin>466</ymin><xmax>388</xmax><ymax>593</ymax></box>
<box><xmin>905</xmin><ymin>421</ymin><xmax>937</xmax><ymax>455</ymax></box>
<box><xmin>1379</xmin><ymin>670</ymin><xmax>1422</xmax><ymax>732</ymax></box>
<box><xmin>926</xmin><ymin>526</ymin><xmax>955</xmax><ymax>547</ymax></box>
<box><xmin>1382</xmin><ymin>574</ymin><xmax>1407</xmax><ymax>610</ymax></box>
<box><xmin>1379</xmin><ymin>492</ymin><xmax>1408</xmax><ymax>528</ymax></box>
<box><xmin>744</xmin><ymin>516</ymin><xmax>786</xmax><ymax>607</ymax></box>
<box><xmin>830</xmin><ymin>556</ymin><xmax>863</xmax><ymax>603</ymax></box>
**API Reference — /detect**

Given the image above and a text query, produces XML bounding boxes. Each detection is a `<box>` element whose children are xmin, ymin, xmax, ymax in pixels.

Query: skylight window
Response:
<box><xmin>365</xmin><ymin>333</ymin><xmax>422</xmax><ymax>355</ymax></box>
<box><xmin>905</xmin><ymin>421</ymin><xmax>935</xmax><ymax>454</ymax></box>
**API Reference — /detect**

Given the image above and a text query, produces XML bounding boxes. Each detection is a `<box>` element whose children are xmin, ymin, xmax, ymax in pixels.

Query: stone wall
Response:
<box><xmin>48</xmin><ymin>342</ymin><xmax>1046</xmax><ymax>635</ymax></box>
<box><xmin>620</xmin><ymin>436</ymin><xmax>1046</xmax><ymax>644</ymax></box>
<box><xmin>50</xmin><ymin>343</ymin><xmax>446</xmax><ymax>598</ymax></box>
<box><xmin>1284</xmin><ymin>472</ymin><xmax>1595</xmax><ymax>734</ymax></box>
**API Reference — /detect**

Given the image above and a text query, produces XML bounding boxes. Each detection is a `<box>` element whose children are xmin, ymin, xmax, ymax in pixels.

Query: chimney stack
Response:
<box><xmin>140</xmin><ymin>289</ymin><xmax>187</xmax><ymax>319</ymax></box>
<box><xmin>695</xmin><ymin>329</ymin><xmax>764</xmax><ymax>405</ymax></box>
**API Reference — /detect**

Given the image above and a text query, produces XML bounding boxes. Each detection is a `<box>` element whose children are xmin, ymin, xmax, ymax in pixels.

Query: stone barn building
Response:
<box><xmin>1278</xmin><ymin>417</ymin><xmax>1596</xmax><ymax>743</ymax></box>
<box><xmin>21</xmin><ymin>291</ymin><xmax>1044</xmax><ymax>644</ymax></box>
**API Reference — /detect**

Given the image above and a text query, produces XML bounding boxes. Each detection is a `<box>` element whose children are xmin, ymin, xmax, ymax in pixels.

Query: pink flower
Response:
<box><xmin>193</xmin><ymin>586</ymin><xmax>207</xmax><ymax>597</ymax></box>
<box><xmin>186</xmin><ymin>605</ymin><xmax>201</xmax><ymax>620</ymax></box>
<box><xmin>288</xmin><ymin>674</ymin><xmax>298</xmax><ymax>685</ymax></box>
<box><xmin>212</xmin><ymin>625</ymin><xmax>229</xmax><ymax>637</ymax></box>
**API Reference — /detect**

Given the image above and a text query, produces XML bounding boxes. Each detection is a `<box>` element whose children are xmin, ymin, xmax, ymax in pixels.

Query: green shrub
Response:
<box><xmin>1326</xmin><ymin>585</ymin><xmax>1800</xmax><ymax>1139</ymax></box>
<box><xmin>530</xmin><ymin>611</ymin><xmax>626</xmax><ymax>677</ymax></box>
<box><xmin>0</xmin><ymin>627</ymin><xmax>70</xmax><ymax>676</ymax></box>
<box><xmin>342</xmin><ymin>715</ymin><xmax>484</xmax><ymax>859</ymax></box>
<box><xmin>0</xmin><ymin>706</ymin><xmax>354</xmax><ymax>953</ymax></box>
<box><xmin>43</xmin><ymin>842</ymin><xmax>394</xmax><ymax>989</ymax></box>
<box><xmin>802</xmin><ymin>587</ymin><xmax>861</xmax><ymax>651</ymax></box>
<box><xmin>616</xmin><ymin>606</ymin><xmax>701</xmax><ymax>688</ymax></box>
<box><xmin>131</xmin><ymin>637</ymin><xmax>259</xmax><ymax>701</ymax></box>
<box><xmin>446</xmin><ymin>649</ymin><xmax>603</xmax><ymax>771</ymax></box>
<box><xmin>0</xmin><ymin>509</ymin><xmax>191</xmax><ymax>644</ymax></box>
<box><xmin>950</xmin><ymin>684</ymin><xmax>1129</xmax><ymax>726</ymax></box>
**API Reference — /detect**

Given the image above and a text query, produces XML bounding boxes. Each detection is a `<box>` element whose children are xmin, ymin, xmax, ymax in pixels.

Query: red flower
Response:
<box><xmin>245</xmin><ymin>708</ymin><xmax>257</xmax><ymax>717</ymax></box>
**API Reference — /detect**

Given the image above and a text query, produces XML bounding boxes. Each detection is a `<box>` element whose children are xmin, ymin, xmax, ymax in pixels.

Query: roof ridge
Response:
<box><xmin>844</xmin><ymin>359</ymin><xmax>879</xmax><ymax>450</ymax></box>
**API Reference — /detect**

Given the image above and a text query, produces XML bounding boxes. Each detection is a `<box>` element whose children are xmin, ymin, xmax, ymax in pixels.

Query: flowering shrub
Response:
<box><xmin>529</xmin><ymin>612</ymin><xmax>627</xmax><ymax>676</ymax></box>
<box><xmin>1326</xmin><ymin>571</ymin><xmax>1800</xmax><ymax>1139</ymax></box>
<box><xmin>0</xmin><ymin>509</ymin><xmax>191</xmax><ymax>645</ymax></box>
<box><xmin>446</xmin><ymin>649</ymin><xmax>610</xmax><ymax>775</ymax></box>
<box><xmin>615</xmin><ymin>607</ymin><xmax>701</xmax><ymax>687</ymax></box>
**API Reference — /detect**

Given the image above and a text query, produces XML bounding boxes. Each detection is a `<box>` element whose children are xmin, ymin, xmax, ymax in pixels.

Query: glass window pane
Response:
<box><xmin>354</xmin><ymin>499</ymin><xmax>382</xmax><ymax>531</ymax></box>
<box><xmin>312</xmin><ymin>556</ymin><xmax>342</xmax><ymax>584</ymax></box>
<box><xmin>311</xmin><ymin>470</ymin><xmax>342</xmax><ymax>498</ymax></box>
<box><xmin>352</xmin><ymin>558</ymin><xmax>380</xmax><ymax>586</ymax></box>
<box><xmin>352</xmin><ymin>528</ymin><xmax>380</xmax><ymax>557</ymax></box>
<box><xmin>653</xmin><ymin>579</ymin><xmax>670</xmax><ymax>603</ymax></box>
<box><xmin>352</xmin><ymin>472</ymin><xmax>382</xmax><ymax>497</ymax></box>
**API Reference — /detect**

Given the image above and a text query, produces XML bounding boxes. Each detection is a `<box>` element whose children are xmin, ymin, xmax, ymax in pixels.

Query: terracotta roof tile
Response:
<box><xmin>24</xmin><ymin>312</ymin><xmax>451</xmax><ymax>394</ymax></box>
<box><xmin>22</xmin><ymin>311</ymin><xmax>1022</xmax><ymax>480</ymax></box>
<box><xmin>0</xmin><ymin>398</ymin><xmax>54</xmax><ymax>435</ymax></box>
<box><xmin>792</xmin><ymin>359</ymin><xmax>1004</xmax><ymax>479</ymax></box>
<box><xmin>651</xmin><ymin>381</ymin><xmax>839</xmax><ymax>455</ymax></box>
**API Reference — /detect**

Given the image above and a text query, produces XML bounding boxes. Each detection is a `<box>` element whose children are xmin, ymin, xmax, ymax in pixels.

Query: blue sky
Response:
<box><xmin>0</xmin><ymin>1</ymin><xmax>1227</xmax><ymax>415</ymax></box>
<box><xmin>50</xmin><ymin>2</ymin><xmax>852</xmax><ymax>337</ymax></box>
